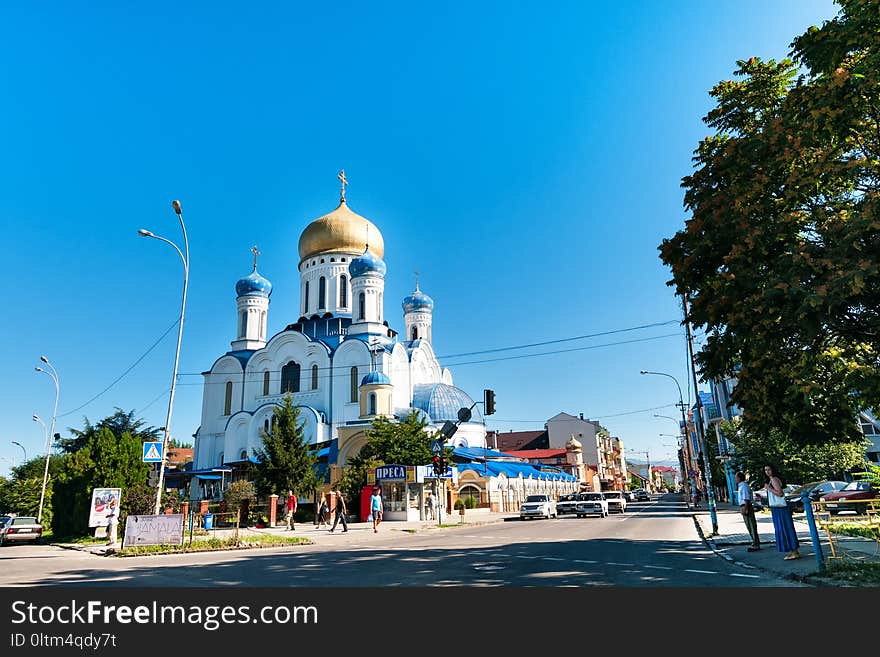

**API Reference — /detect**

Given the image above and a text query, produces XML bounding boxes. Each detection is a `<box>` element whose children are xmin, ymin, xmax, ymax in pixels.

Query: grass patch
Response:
<box><xmin>811</xmin><ymin>560</ymin><xmax>880</xmax><ymax>586</ymax></box>
<box><xmin>829</xmin><ymin>521</ymin><xmax>880</xmax><ymax>541</ymax></box>
<box><xmin>116</xmin><ymin>535</ymin><xmax>310</xmax><ymax>557</ymax></box>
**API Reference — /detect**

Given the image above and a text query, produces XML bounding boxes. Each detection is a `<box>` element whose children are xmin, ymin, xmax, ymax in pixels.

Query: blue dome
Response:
<box><xmin>235</xmin><ymin>268</ymin><xmax>273</xmax><ymax>298</ymax></box>
<box><xmin>403</xmin><ymin>286</ymin><xmax>434</xmax><ymax>313</ymax></box>
<box><xmin>361</xmin><ymin>371</ymin><xmax>392</xmax><ymax>386</ymax></box>
<box><xmin>412</xmin><ymin>383</ymin><xmax>483</xmax><ymax>424</ymax></box>
<box><xmin>349</xmin><ymin>248</ymin><xmax>386</xmax><ymax>279</ymax></box>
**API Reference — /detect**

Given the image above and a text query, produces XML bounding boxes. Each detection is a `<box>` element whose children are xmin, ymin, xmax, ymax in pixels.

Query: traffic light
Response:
<box><xmin>432</xmin><ymin>455</ymin><xmax>442</xmax><ymax>476</ymax></box>
<box><xmin>483</xmin><ymin>389</ymin><xmax>496</xmax><ymax>415</ymax></box>
<box><xmin>438</xmin><ymin>455</ymin><xmax>447</xmax><ymax>475</ymax></box>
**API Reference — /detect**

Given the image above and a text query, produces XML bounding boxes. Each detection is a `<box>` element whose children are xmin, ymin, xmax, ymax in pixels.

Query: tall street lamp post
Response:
<box><xmin>11</xmin><ymin>441</ymin><xmax>27</xmax><ymax>463</ymax></box>
<box><xmin>139</xmin><ymin>200</ymin><xmax>189</xmax><ymax>516</ymax></box>
<box><xmin>34</xmin><ymin>356</ymin><xmax>59</xmax><ymax>525</ymax></box>
<box><xmin>655</xmin><ymin>413</ymin><xmax>687</xmax><ymax>489</ymax></box>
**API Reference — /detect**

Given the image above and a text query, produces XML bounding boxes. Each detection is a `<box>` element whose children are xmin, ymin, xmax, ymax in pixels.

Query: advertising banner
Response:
<box><xmin>122</xmin><ymin>514</ymin><xmax>185</xmax><ymax>548</ymax></box>
<box><xmin>88</xmin><ymin>488</ymin><xmax>122</xmax><ymax>528</ymax></box>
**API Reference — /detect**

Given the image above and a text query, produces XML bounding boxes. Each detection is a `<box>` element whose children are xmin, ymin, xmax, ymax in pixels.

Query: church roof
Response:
<box><xmin>412</xmin><ymin>383</ymin><xmax>482</xmax><ymax>424</ymax></box>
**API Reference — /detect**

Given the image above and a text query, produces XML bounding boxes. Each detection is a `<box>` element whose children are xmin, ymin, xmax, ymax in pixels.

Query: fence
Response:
<box><xmin>810</xmin><ymin>498</ymin><xmax>880</xmax><ymax>562</ymax></box>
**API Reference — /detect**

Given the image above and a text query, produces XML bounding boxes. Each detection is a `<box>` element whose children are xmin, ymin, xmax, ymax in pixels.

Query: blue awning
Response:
<box><xmin>196</xmin><ymin>474</ymin><xmax>222</xmax><ymax>480</ymax></box>
<box><xmin>457</xmin><ymin>461</ymin><xmax>577</xmax><ymax>482</ymax></box>
<box><xmin>313</xmin><ymin>446</ymin><xmax>330</xmax><ymax>458</ymax></box>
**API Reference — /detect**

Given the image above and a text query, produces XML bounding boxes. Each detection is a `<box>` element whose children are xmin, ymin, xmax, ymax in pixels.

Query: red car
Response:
<box><xmin>820</xmin><ymin>481</ymin><xmax>878</xmax><ymax>515</ymax></box>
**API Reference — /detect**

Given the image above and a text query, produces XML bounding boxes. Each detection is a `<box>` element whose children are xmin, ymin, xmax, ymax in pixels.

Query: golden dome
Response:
<box><xmin>298</xmin><ymin>200</ymin><xmax>385</xmax><ymax>263</ymax></box>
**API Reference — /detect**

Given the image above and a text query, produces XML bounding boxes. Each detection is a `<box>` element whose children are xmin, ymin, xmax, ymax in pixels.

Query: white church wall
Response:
<box><xmin>330</xmin><ymin>338</ymin><xmax>373</xmax><ymax>426</ymax></box>
<box><xmin>389</xmin><ymin>343</ymin><xmax>411</xmax><ymax>413</ymax></box>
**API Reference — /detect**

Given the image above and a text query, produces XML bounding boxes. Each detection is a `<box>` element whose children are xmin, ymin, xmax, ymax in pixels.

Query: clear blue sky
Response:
<box><xmin>0</xmin><ymin>1</ymin><xmax>838</xmax><ymax>474</ymax></box>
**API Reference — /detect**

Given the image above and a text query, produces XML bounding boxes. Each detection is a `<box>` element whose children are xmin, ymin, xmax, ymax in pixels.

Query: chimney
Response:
<box><xmin>579</xmin><ymin>413</ymin><xmax>584</xmax><ymax>420</ymax></box>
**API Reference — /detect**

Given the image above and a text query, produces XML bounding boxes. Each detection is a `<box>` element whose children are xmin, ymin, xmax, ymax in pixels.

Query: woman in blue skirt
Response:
<box><xmin>763</xmin><ymin>464</ymin><xmax>800</xmax><ymax>560</ymax></box>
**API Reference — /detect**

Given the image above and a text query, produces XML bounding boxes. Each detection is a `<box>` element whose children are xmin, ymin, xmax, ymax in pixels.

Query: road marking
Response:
<box><xmin>729</xmin><ymin>573</ymin><xmax>760</xmax><ymax>579</ymax></box>
<box><xmin>684</xmin><ymin>569</ymin><xmax>718</xmax><ymax>575</ymax></box>
<box><xmin>606</xmin><ymin>562</ymin><xmax>635</xmax><ymax>567</ymax></box>
<box><xmin>644</xmin><ymin>565</ymin><xmax>672</xmax><ymax>570</ymax></box>
<box><xmin>543</xmin><ymin>557</ymin><xmax>564</xmax><ymax>561</ymax></box>
<box><xmin>574</xmin><ymin>559</ymin><xmax>597</xmax><ymax>564</ymax></box>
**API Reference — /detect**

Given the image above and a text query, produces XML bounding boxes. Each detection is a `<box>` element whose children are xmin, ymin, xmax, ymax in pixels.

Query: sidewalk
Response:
<box><xmin>693</xmin><ymin>501</ymin><xmax>880</xmax><ymax>581</ymax></box>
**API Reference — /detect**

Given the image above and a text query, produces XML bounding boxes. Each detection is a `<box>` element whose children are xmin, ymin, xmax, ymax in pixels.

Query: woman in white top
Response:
<box><xmin>764</xmin><ymin>464</ymin><xmax>800</xmax><ymax>560</ymax></box>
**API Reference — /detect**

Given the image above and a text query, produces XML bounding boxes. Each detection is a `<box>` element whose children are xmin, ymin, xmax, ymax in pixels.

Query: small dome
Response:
<box><xmin>361</xmin><ymin>371</ymin><xmax>392</xmax><ymax>386</ymax></box>
<box><xmin>349</xmin><ymin>247</ymin><xmax>387</xmax><ymax>279</ymax></box>
<box><xmin>566</xmin><ymin>434</ymin><xmax>582</xmax><ymax>451</ymax></box>
<box><xmin>403</xmin><ymin>283</ymin><xmax>434</xmax><ymax>314</ymax></box>
<box><xmin>235</xmin><ymin>268</ymin><xmax>272</xmax><ymax>298</ymax></box>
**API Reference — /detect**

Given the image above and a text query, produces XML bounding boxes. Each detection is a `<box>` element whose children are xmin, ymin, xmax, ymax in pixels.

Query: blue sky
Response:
<box><xmin>0</xmin><ymin>1</ymin><xmax>838</xmax><ymax>474</ymax></box>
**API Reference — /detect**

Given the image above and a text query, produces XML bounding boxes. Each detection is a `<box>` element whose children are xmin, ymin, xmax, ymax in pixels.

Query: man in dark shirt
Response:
<box><xmin>329</xmin><ymin>490</ymin><xmax>348</xmax><ymax>532</ymax></box>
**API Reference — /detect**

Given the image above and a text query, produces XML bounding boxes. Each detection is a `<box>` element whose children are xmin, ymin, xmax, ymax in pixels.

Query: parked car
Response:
<box><xmin>634</xmin><ymin>489</ymin><xmax>650</xmax><ymax>502</ymax></box>
<box><xmin>576</xmin><ymin>492</ymin><xmax>609</xmax><ymax>518</ymax></box>
<box><xmin>556</xmin><ymin>493</ymin><xmax>580</xmax><ymax>515</ymax></box>
<box><xmin>603</xmin><ymin>490</ymin><xmax>627</xmax><ymax>513</ymax></box>
<box><xmin>623</xmin><ymin>491</ymin><xmax>634</xmax><ymax>502</ymax></box>
<box><xmin>0</xmin><ymin>516</ymin><xmax>43</xmax><ymax>546</ymax></box>
<box><xmin>520</xmin><ymin>494</ymin><xmax>557</xmax><ymax>520</ymax></box>
<box><xmin>786</xmin><ymin>481</ymin><xmax>848</xmax><ymax>512</ymax></box>
<box><xmin>820</xmin><ymin>481</ymin><xmax>879</xmax><ymax>515</ymax></box>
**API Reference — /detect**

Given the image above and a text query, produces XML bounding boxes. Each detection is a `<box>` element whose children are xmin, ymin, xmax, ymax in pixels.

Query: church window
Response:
<box><xmin>350</xmin><ymin>367</ymin><xmax>358</xmax><ymax>403</ymax></box>
<box><xmin>281</xmin><ymin>362</ymin><xmax>301</xmax><ymax>394</ymax></box>
<box><xmin>358</xmin><ymin>292</ymin><xmax>365</xmax><ymax>321</ymax></box>
<box><xmin>411</xmin><ymin>326</ymin><xmax>418</xmax><ymax>341</ymax></box>
<box><xmin>369</xmin><ymin>392</ymin><xmax>377</xmax><ymax>416</ymax></box>
<box><xmin>224</xmin><ymin>381</ymin><xmax>233</xmax><ymax>416</ymax></box>
<box><xmin>341</xmin><ymin>258</ymin><xmax>346</xmax><ymax>262</ymax></box>
<box><xmin>260</xmin><ymin>311</ymin><xmax>266</xmax><ymax>340</ymax></box>
<box><xmin>320</xmin><ymin>259</ymin><xmax>325</xmax><ymax>264</ymax></box>
<box><xmin>311</xmin><ymin>364</ymin><xmax>319</xmax><ymax>390</ymax></box>
<box><xmin>339</xmin><ymin>275</ymin><xmax>348</xmax><ymax>307</ymax></box>
<box><xmin>378</xmin><ymin>293</ymin><xmax>382</xmax><ymax>321</ymax></box>
<box><xmin>263</xmin><ymin>371</ymin><xmax>270</xmax><ymax>396</ymax></box>
<box><xmin>240</xmin><ymin>449</ymin><xmax>247</xmax><ymax>461</ymax></box>
<box><xmin>304</xmin><ymin>282</ymin><xmax>310</xmax><ymax>314</ymax></box>
<box><xmin>219</xmin><ymin>452</ymin><xmax>225</xmax><ymax>465</ymax></box>
<box><xmin>318</xmin><ymin>276</ymin><xmax>326</xmax><ymax>309</ymax></box>
<box><xmin>239</xmin><ymin>311</ymin><xmax>247</xmax><ymax>337</ymax></box>
<box><xmin>263</xmin><ymin>419</ymin><xmax>269</xmax><ymax>434</ymax></box>
<box><xmin>330</xmin><ymin>258</ymin><xmax>335</xmax><ymax>262</ymax></box>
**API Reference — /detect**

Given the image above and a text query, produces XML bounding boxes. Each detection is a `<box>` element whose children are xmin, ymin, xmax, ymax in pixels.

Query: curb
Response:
<box><xmin>691</xmin><ymin>515</ymin><xmax>757</xmax><ymax>570</ymax></box>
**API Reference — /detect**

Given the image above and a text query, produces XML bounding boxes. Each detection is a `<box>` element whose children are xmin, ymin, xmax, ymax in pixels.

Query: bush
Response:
<box><xmin>464</xmin><ymin>495</ymin><xmax>478</xmax><ymax>509</ymax></box>
<box><xmin>222</xmin><ymin>481</ymin><xmax>256</xmax><ymax>513</ymax></box>
<box><xmin>454</xmin><ymin>498</ymin><xmax>466</xmax><ymax>511</ymax></box>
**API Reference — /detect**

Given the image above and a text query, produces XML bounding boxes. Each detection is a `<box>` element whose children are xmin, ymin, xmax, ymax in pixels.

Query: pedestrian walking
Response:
<box><xmin>764</xmin><ymin>464</ymin><xmax>800</xmax><ymax>560</ymax></box>
<box><xmin>425</xmin><ymin>491</ymin><xmax>435</xmax><ymax>520</ymax></box>
<box><xmin>316</xmin><ymin>494</ymin><xmax>330</xmax><ymax>527</ymax></box>
<box><xmin>735</xmin><ymin>471</ymin><xmax>760</xmax><ymax>551</ymax></box>
<box><xmin>370</xmin><ymin>487</ymin><xmax>383</xmax><ymax>533</ymax></box>
<box><xmin>329</xmin><ymin>490</ymin><xmax>348</xmax><ymax>532</ymax></box>
<box><xmin>105</xmin><ymin>498</ymin><xmax>119</xmax><ymax>548</ymax></box>
<box><xmin>285</xmin><ymin>490</ymin><xmax>297</xmax><ymax>530</ymax></box>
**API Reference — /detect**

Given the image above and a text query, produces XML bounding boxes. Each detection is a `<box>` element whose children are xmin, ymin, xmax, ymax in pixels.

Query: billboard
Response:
<box><xmin>122</xmin><ymin>514</ymin><xmax>185</xmax><ymax>548</ymax></box>
<box><xmin>88</xmin><ymin>488</ymin><xmax>122</xmax><ymax>528</ymax></box>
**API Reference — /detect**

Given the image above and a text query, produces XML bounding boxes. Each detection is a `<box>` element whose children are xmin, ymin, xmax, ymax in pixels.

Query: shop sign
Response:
<box><xmin>375</xmin><ymin>465</ymin><xmax>407</xmax><ymax>481</ymax></box>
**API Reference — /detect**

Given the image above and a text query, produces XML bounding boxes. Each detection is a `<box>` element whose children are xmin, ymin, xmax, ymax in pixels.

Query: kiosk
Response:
<box><xmin>368</xmin><ymin>464</ymin><xmax>457</xmax><ymax>521</ymax></box>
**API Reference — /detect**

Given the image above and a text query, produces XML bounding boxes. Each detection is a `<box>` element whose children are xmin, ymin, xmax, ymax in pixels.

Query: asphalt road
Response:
<box><xmin>0</xmin><ymin>495</ymin><xmax>802</xmax><ymax>587</ymax></box>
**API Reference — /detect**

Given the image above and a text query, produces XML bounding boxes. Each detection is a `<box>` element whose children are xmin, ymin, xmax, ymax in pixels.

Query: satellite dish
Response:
<box><xmin>457</xmin><ymin>407</ymin><xmax>472</xmax><ymax>423</ymax></box>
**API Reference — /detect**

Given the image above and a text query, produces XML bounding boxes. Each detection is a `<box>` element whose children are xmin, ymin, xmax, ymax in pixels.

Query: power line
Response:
<box><xmin>57</xmin><ymin>318</ymin><xmax>180</xmax><ymax>418</ymax></box>
<box><xmin>488</xmin><ymin>404</ymin><xmax>680</xmax><ymax>425</ymax></box>
<box><xmin>137</xmin><ymin>388</ymin><xmax>172</xmax><ymax>415</ymax></box>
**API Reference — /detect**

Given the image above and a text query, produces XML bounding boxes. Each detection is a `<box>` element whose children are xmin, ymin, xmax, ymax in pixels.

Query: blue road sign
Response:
<box><xmin>431</xmin><ymin>440</ymin><xmax>443</xmax><ymax>455</ymax></box>
<box><xmin>142</xmin><ymin>441</ymin><xmax>163</xmax><ymax>463</ymax></box>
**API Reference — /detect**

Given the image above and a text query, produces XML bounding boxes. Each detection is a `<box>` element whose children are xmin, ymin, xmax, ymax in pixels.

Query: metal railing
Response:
<box><xmin>810</xmin><ymin>498</ymin><xmax>880</xmax><ymax>561</ymax></box>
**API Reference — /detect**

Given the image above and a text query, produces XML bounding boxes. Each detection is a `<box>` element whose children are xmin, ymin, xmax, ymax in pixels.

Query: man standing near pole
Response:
<box><xmin>736</xmin><ymin>471</ymin><xmax>760</xmax><ymax>551</ymax></box>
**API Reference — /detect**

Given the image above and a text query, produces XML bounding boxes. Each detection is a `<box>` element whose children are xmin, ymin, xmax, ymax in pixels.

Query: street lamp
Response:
<box><xmin>642</xmin><ymin>368</ymin><xmax>718</xmax><ymax>532</ymax></box>
<box><xmin>34</xmin><ymin>356</ymin><xmax>59</xmax><ymax>525</ymax></box>
<box><xmin>139</xmin><ymin>200</ymin><xmax>189</xmax><ymax>515</ymax></box>
<box><xmin>11</xmin><ymin>441</ymin><xmax>27</xmax><ymax>463</ymax></box>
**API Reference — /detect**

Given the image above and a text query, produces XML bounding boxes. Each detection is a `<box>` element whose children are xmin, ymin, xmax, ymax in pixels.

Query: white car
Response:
<box><xmin>603</xmin><ymin>490</ymin><xmax>627</xmax><ymax>513</ymax></box>
<box><xmin>520</xmin><ymin>494</ymin><xmax>557</xmax><ymax>520</ymax></box>
<box><xmin>575</xmin><ymin>492</ymin><xmax>609</xmax><ymax>518</ymax></box>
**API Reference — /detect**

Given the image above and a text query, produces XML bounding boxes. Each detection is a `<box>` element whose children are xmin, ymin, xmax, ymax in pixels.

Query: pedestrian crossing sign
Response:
<box><xmin>142</xmin><ymin>441</ymin><xmax>163</xmax><ymax>462</ymax></box>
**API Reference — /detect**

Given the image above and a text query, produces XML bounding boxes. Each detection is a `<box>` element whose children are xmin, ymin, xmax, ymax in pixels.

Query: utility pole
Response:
<box><xmin>682</xmin><ymin>293</ymin><xmax>718</xmax><ymax>534</ymax></box>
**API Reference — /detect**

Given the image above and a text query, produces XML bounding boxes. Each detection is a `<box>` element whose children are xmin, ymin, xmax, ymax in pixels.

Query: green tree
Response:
<box><xmin>59</xmin><ymin>408</ymin><xmax>161</xmax><ymax>453</ymax></box>
<box><xmin>721</xmin><ymin>418</ymin><xmax>867</xmax><ymax>485</ymax></box>
<box><xmin>363</xmin><ymin>411</ymin><xmax>436</xmax><ymax>465</ymax></box>
<box><xmin>253</xmin><ymin>396</ymin><xmax>321</xmax><ymax>498</ymax></box>
<box><xmin>0</xmin><ymin>477</ymin><xmax>51</xmax><ymax>526</ymax></box>
<box><xmin>659</xmin><ymin>1</ymin><xmax>880</xmax><ymax>447</ymax></box>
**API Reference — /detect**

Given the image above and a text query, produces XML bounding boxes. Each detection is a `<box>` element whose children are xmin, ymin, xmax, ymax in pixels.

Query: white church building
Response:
<box><xmin>191</xmin><ymin>176</ymin><xmax>486</xmax><ymax>484</ymax></box>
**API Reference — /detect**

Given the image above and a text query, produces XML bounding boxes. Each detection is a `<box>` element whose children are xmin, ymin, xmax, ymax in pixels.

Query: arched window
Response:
<box><xmin>411</xmin><ymin>326</ymin><xmax>418</xmax><ymax>341</ymax></box>
<box><xmin>358</xmin><ymin>292</ymin><xmax>365</xmax><ymax>321</ymax></box>
<box><xmin>350</xmin><ymin>367</ymin><xmax>358</xmax><ymax>403</ymax></box>
<box><xmin>263</xmin><ymin>371</ymin><xmax>270</xmax><ymax>396</ymax></box>
<box><xmin>339</xmin><ymin>275</ymin><xmax>348</xmax><ymax>308</ymax></box>
<box><xmin>239</xmin><ymin>311</ymin><xmax>248</xmax><ymax>337</ymax></box>
<box><xmin>263</xmin><ymin>418</ymin><xmax>269</xmax><ymax>434</ymax></box>
<box><xmin>378</xmin><ymin>293</ymin><xmax>382</xmax><ymax>321</ymax></box>
<box><xmin>219</xmin><ymin>452</ymin><xmax>225</xmax><ymax>465</ymax></box>
<box><xmin>369</xmin><ymin>392</ymin><xmax>377</xmax><ymax>416</ymax></box>
<box><xmin>311</xmin><ymin>364</ymin><xmax>319</xmax><ymax>390</ymax></box>
<box><xmin>240</xmin><ymin>449</ymin><xmax>247</xmax><ymax>461</ymax></box>
<box><xmin>260</xmin><ymin>310</ymin><xmax>266</xmax><ymax>340</ymax></box>
<box><xmin>318</xmin><ymin>276</ymin><xmax>326</xmax><ymax>310</ymax></box>
<box><xmin>224</xmin><ymin>381</ymin><xmax>233</xmax><ymax>416</ymax></box>
<box><xmin>304</xmin><ymin>281</ymin><xmax>310</xmax><ymax>314</ymax></box>
<box><xmin>281</xmin><ymin>361</ymin><xmax>301</xmax><ymax>394</ymax></box>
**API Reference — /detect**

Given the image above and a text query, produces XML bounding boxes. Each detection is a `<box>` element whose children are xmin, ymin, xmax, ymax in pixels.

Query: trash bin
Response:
<box><xmin>203</xmin><ymin>513</ymin><xmax>214</xmax><ymax>531</ymax></box>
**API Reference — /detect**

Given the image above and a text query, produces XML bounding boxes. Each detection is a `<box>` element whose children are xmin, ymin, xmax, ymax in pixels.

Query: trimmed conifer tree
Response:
<box><xmin>253</xmin><ymin>395</ymin><xmax>322</xmax><ymax>498</ymax></box>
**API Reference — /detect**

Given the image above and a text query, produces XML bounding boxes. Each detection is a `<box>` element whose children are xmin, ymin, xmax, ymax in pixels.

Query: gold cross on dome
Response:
<box><xmin>251</xmin><ymin>245</ymin><xmax>261</xmax><ymax>270</ymax></box>
<box><xmin>337</xmin><ymin>169</ymin><xmax>348</xmax><ymax>202</ymax></box>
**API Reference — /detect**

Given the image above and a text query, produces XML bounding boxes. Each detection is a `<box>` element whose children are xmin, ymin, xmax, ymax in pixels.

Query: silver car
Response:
<box><xmin>0</xmin><ymin>515</ymin><xmax>43</xmax><ymax>546</ymax></box>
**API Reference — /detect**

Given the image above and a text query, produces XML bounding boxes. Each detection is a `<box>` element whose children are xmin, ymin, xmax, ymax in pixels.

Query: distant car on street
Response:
<box><xmin>576</xmin><ymin>492</ymin><xmax>608</xmax><ymax>518</ymax></box>
<box><xmin>520</xmin><ymin>494</ymin><xmax>557</xmax><ymax>520</ymax></box>
<box><xmin>556</xmin><ymin>493</ymin><xmax>580</xmax><ymax>515</ymax></box>
<box><xmin>0</xmin><ymin>516</ymin><xmax>42</xmax><ymax>546</ymax></box>
<box><xmin>603</xmin><ymin>490</ymin><xmax>627</xmax><ymax>513</ymax></box>
<box><xmin>634</xmin><ymin>489</ymin><xmax>650</xmax><ymax>502</ymax></box>
<box><xmin>820</xmin><ymin>481</ymin><xmax>879</xmax><ymax>515</ymax></box>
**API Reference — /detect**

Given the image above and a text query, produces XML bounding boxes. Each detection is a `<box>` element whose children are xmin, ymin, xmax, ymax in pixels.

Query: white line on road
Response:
<box><xmin>729</xmin><ymin>573</ymin><xmax>760</xmax><ymax>579</ymax></box>
<box><xmin>684</xmin><ymin>569</ymin><xmax>718</xmax><ymax>575</ymax></box>
<box><xmin>543</xmin><ymin>557</ymin><xmax>564</xmax><ymax>561</ymax></box>
<box><xmin>606</xmin><ymin>562</ymin><xmax>635</xmax><ymax>567</ymax></box>
<box><xmin>644</xmin><ymin>565</ymin><xmax>672</xmax><ymax>570</ymax></box>
<box><xmin>574</xmin><ymin>559</ymin><xmax>597</xmax><ymax>564</ymax></box>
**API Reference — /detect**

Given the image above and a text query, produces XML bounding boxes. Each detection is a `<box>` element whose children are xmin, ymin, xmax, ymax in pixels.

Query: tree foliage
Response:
<box><xmin>59</xmin><ymin>408</ymin><xmax>161</xmax><ymax>453</ymax></box>
<box><xmin>337</xmin><ymin>452</ymin><xmax>383</xmax><ymax>513</ymax></box>
<box><xmin>253</xmin><ymin>396</ymin><xmax>321</xmax><ymax>498</ymax></box>
<box><xmin>361</xmin><ymin>411</ymin><xmax>436</xmax><ymax>466</ymax></box>
<box><xmin>0</xmin><ymin>477</ymin><xmax>51</xmax><ymax>525</ymax></box>
<box><xmin>659</xmin><ymin>1</ymin><xmax>880</xmax><ymax>446</ymax></box>
<box><xmin>721</xmin><ymin>418</ymin><xmax>867</xmax><ymax>485</ymax></box>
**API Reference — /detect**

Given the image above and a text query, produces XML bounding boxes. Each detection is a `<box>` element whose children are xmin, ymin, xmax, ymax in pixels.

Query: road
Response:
<box><xmin>0</xmin><ymin>495</ymin><xmax>802</xmax><ymax>586</ymax></box>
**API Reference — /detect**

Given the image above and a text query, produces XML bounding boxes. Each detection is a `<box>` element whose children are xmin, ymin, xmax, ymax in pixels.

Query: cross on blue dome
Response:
<box><xmin>349</xmin><ymin>247</ymin><xmax>387</xmax><ymax>278</ymax></box>
<box><xmin>235</xmin><ymin>268</ymin><xmax>273</xmax><ymax>298</ymax></box>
